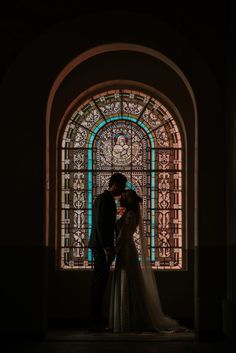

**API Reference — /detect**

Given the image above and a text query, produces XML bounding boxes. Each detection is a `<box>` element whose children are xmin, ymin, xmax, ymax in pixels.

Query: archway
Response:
<box><xmin>47</xmin><ymin>45</ymin><xmax>196</xmax><ymax>328</ymax></box>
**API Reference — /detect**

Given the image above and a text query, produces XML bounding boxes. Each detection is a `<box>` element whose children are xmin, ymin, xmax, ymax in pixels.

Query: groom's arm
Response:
<box><xmin>96</xmin><ymin>195</ymin><xmax>116</xmax><ymax>250</ymax></box>
<box><xmin>104</xmin><ymin>246</ymin><xmax>115</xmax><ymax>264</ymax></box>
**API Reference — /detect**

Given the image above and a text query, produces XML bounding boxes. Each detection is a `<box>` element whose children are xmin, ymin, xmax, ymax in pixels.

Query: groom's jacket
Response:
<box><xmin>88</xmin><ymin>190</ymin><xmax>117</xmax><ymax>250</ymax></box>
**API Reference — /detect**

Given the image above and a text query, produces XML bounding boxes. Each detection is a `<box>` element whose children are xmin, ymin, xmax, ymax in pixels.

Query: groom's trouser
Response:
<box><xmin>90</xmin><ymin>249</ymin><xmax>110</xmax><ymax>327</ymax></box>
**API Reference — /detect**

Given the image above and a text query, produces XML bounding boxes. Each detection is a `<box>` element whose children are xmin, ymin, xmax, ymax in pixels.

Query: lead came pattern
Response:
<box><xmin>60</xmin><ymin>89</ymin><xmax>184</xmax><ymax>269</ymax></box>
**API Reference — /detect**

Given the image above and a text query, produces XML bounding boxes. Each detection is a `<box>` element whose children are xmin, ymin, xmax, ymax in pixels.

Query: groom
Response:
<box><xmin>88</xmin><ymin>173</ymin><xmax>127</xmax><ymax>331</ymax></box>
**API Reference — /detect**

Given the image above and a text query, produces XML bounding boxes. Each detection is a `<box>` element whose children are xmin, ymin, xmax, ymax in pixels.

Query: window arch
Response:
<box><xmin>59</xmin><ymin>89</ymin><xmax>185</xmax><ymax>270</ymax></box>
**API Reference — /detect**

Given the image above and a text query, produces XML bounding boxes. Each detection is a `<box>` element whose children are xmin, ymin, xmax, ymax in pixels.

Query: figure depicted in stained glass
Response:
<box><xmin>109</xmin><ymin>189</ymin><xmax>188</xmax><ymax>333</ymax></box>
<box><xmin>112</xmin><ymin>134</ymin><xmax>130</xmax><ymax>160</ymax></box>
<box><xmin>88</xmin><ymin>172</ymin><xmax>127</xmax><ymax>331</ymax></box>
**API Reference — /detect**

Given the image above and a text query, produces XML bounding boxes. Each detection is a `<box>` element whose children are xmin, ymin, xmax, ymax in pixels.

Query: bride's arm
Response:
<box><xmin>115</xmin><ymin>210</ymin><xmax>136</xmax><ymax>254</ymax></box>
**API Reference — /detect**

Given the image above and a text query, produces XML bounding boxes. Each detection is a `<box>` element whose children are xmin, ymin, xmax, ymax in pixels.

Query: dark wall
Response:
<box><xmin>223</xmin><ymin>0</ymin><xmax>236</xmax><ymax>337</ymax></box>
<box><xmin>0</xmin><ymin>2</ymin><xmax>232</xmax><ymax>340</ymax></box>
<box><xmin>0</xmin><ymin>2</ymin><xmax>229</xmax><ymax>86</ymax></box>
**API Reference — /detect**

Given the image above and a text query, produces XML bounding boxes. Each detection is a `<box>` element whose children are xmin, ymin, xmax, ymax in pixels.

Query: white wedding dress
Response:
<box><xmin>109</xmin><ymin>209</ymin><xmax>185</xmax><ymax>333</ymax></box>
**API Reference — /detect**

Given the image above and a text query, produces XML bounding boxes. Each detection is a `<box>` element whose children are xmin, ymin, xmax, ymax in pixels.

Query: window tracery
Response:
<box><xmin>60</xmin><ymin>89</ymin><xmax>184</xmax><ymax>270</ymax></box>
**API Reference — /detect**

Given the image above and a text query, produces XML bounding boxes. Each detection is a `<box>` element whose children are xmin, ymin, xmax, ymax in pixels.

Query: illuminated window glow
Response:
<box><xmin>60</xmin><ymin>89</ymin><xmax>184</xmax><ymax>270</ymax></box>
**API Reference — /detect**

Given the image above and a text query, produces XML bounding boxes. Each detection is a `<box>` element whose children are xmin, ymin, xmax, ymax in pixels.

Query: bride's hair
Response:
<box><xmin>123</xmin><ymin>190</ymin><xmax>142</xmax><ymax>226</ymax></box>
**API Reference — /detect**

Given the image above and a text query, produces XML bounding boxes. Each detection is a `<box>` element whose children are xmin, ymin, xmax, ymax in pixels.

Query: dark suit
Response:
<box><xmin>88</xmin><ymin>190</ymin><xmax>117</xmax><ymax>328</ymax></box>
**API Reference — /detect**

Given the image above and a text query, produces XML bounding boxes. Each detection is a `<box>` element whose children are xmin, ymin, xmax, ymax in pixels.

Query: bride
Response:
<box><xmin>109</xmin><ymin>189</ymin><xmax>187</xmax><ymax>333</ymax></box>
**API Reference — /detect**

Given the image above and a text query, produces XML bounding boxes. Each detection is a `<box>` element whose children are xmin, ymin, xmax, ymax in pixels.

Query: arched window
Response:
<box><xmin>59</xmin><ymin>89</ymin><xmax>184</xmax><ymax>270</ymax></box>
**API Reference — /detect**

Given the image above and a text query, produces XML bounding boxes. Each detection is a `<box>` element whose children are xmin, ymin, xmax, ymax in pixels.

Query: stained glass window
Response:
<box><xmin>60</xmin><ymin>89</ymin><xmax>184</xmax><ymax>270</ymax></box>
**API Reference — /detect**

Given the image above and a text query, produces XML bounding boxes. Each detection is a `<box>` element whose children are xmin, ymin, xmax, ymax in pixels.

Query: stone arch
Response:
<box><xmin>46</xmin><ymin>41</ymin><xmax>197</xmax><ymax>327</ymax></box>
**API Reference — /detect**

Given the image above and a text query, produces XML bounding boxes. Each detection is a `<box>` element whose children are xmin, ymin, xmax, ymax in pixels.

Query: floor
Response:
<box><xmin>47</xmin><ymin>329</ymin><xmax>195</xmax><ymax>341</ymax></box>
<box><xmin>2</xmin><ymin>329</ymin><xmax>235</xmax><ymax>353</ymax></box>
